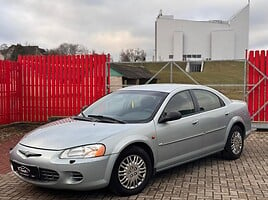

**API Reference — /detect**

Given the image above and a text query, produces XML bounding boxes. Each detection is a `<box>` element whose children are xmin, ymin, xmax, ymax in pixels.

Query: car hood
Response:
<box><xmin>20</xmin><ymin>118</ymin><xmax>142</xmax><ymax>150</ymax></box>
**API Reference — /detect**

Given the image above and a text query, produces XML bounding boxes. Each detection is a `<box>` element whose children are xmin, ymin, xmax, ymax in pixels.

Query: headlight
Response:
<box><xmin>60</xmin><ymin>144</ymin><xmax>106</xmax><ymax>159</ymax></box>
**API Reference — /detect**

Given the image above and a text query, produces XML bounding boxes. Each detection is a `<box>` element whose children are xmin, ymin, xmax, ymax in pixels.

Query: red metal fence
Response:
<box><xmin>247</xmin><ymin>50</ymin><xmax>268</xmax><ymax>122</ymax></box>
<box><xmin>0</xmin><ymin>60</ymin><xmax>21</xmax><ymax>124</ymax></box>
<box><xmin>0</xmin><ymin>54</ymin><xmax>109</xmax><ymax>125</ymax></box>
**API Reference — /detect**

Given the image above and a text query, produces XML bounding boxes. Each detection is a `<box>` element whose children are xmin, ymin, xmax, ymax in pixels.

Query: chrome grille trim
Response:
<box><xmin>39</xmin><ymin>168</ymin><xmax>60</xmax><ymax>182</ymax></box>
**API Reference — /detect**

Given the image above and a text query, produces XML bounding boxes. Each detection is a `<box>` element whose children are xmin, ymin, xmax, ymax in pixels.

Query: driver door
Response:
<box><xmin>155</xmin><ymin>90</ymin><xmax>204</xmax><ymax>170</ymax></box>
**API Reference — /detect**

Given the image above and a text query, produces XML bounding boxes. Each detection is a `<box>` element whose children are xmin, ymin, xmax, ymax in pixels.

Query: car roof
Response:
<box><xmin>119</xmin><ymin>84</ymin><xmax>210</xmax><ymax>93</ymax></box>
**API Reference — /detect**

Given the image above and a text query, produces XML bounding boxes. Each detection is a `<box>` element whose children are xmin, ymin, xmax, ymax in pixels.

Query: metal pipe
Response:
<box><xmin>170</xmin><ymin>61</ymin><xmax>173</xmax><ymax>83</ymax></box>
<box><xmin>145</xmin><ymin>62</ymin><xmax>170</xmax><ymax>84</ymax></box>
<box><xmin>243</xmin><ymin>50</ymin><xmax>247</xmax><ymax>101</ymax></box>
<box><xmin>173</xmin><ymin>62</ymin><xmax>199</xmax><ymax>84</ymax></box>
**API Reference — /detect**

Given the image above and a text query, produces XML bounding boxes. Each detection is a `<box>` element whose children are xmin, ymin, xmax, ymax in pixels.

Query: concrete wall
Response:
<box><xmin>211</xmin><ymin>30</ymin><xmax>235</xmax><ymax>60</ymax></box>
<box><xmin>0</xmin><ymin>53</ymin><xmax>4</xmax><ymax>60</ymax></box>
<box><xmin>229</xmin><ymin>5</ymin><xmax>249</xmax><ymax>59</ymax></box>
<box><xmin>110</xmin><ymin>76</ymin><xmax>122</xmax><ymax>92</ymax></box>
<box><xmin>155</xmin><ymin>4</ymin><xmax>249</xmax><ymax>61</ymax></box>
<box><xmin>173</xmin><ymin>31</ymin><xmax>183</xmax><ymax>61</ymax></box>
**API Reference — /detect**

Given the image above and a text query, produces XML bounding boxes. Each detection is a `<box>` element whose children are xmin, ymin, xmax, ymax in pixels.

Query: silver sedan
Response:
<box><xmin>10</xmin><ymin>84</ymin><xmax>252</xmax><ymax>196</ymax></box>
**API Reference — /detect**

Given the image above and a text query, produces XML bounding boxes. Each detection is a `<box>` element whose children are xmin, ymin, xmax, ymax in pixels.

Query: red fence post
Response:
<box><xmin>0</xmin><ymin>61</ymin><xmax>2</xmax><ymax>123</ymax></box>
<box><xmin>21</xmin><ymin>56</ymin><xmax>26</xmax><ymax>121</ymax></box>
<box><xmin>266</xmin><ymin>51</ymin><xmax>268</xmax><ymax>121</ymax></box>
<box><xmin>34</xmin><ymin>55</ymin><xmax>38</xmax><ymax>122</ymax></box>
<box><xmin>6</xmin><ymin>61</ymin><xmax>11</xmax><ymax>123</ymax></box>
<box><xmin>94</xmin><ymin>55</ymin><xmax>99</xmax><ymax>102</ymax></box>
<box><xmin>247</xmin><ymin>51</ymin><xmax>254</xmax><ymax>117</ymax></box>
<box><xmin>51</xmin><ymin>55</ymin><xmax>56</xmax><ymax>117</ymax></box>
<box><xmin>59</xmin><ymin>55</ymin><xmax>63</xmax><ymax>116</ymax></box>
<box><xmin>81</xmin><ymin>55</ymin><xmax>85</xmax><ymax>108</ymax></box>
<box><xmin>107</xmin><ymin>54</ymin><xmax>110</xmax><ymax>93</ymax></box>
<box><xmin>253</xmin><ymin>51</ymin><xmax>259</xmax><ymax>121</ymax></box>
<box><xmin>15</xmin><ymin>59</ymin><xmax>22</xmax><ymax>122</ymax></box>
<box><xmin>66</xmin><ymin>56</ymin><xmax>72</xmax><ymax>116</ymax></box>
<box><xmin>89</xmin><ymin>55</ymin><xmax>93</xmax><ymax>104</ymax></box>
<box><xmin>62</xmin><ymin>55</ymin><xmax>68</xmax><ymax>116</ymax></box>
<box><xmin>0</xmin><ymin>61</ymin><xmax>3</xmax><ymax>123</ymax></box>
<box><xmin>71</xmin><ymin>55</ymin><xmax>76</xmax><ymax>115</ymax></box>
<box><xmin>77</xmin><ymin>55</ymin><xmax>81</xmax><ymax>113</ymax></box>
<box><xmin>101</xmin><ymin>55</ymin><xmax>106</xmax><ymax>96</ymax></box>
<box><xmin>259</xmin><ymin>51</ymin><xmax>265</xmax><ymax>121</ymax></box>
<box><xmin>55</xmin><ymin>55</ymin><xmax>59</xmax><ymax>116</ymax></box>
<box><xmin>37</xmin><ymin>56</ymin><xmax>41</xmax><ymax>122</ymax></box>
<box><xmin>43</xmin><ymin>56</ymin><xmax>47</xmax><ymax>121</ymax></box>
<box><xmin>47</xmin><ymin>55</ymin><xmax>51</xmax><ymax>119</ymax></box>
<box><xmin>26</xmin><ymin>56</ymin><xmax>30</xmax><ymax>122</ymax></box>
<box><xmin>85</xmin><ymin>55</ymin><xmax>89</xmax><ymax>105</ymax></box>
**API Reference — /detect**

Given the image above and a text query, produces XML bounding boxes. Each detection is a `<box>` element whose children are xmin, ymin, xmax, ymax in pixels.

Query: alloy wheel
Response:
<box><xmin>231</xmin><ymin>131</ymin><xmax>243</xmax><ymax>155</ymax></box>
<box><xmin>118</xmin><ymin>155</ymin><xmax>147</xmax><ymax>189</ymax></box>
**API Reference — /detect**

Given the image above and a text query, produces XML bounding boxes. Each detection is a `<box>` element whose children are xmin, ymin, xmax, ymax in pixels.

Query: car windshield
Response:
<box><xmin>81</xmin><ymin>90</ymin><xmax>168</xmax><ymax>123</ymax></box>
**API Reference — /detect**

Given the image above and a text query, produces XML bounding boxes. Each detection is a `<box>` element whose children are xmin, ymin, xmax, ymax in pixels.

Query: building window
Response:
<box><xmin>183</xmin><ymin>54</ymin><xmax>202</xmax><ymax>61</ymax></box>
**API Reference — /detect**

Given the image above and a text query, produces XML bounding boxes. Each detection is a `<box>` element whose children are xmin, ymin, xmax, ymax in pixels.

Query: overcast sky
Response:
<box><xmin>0</xmin><ymin>0</ymin><xmax>267</xmax><ymax>60</ymax></box>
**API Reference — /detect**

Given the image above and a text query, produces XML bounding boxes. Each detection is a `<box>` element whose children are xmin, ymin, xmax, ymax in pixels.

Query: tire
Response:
<box><xmin>109</xmin><ymin>146</ymin><xmax>152</xmax><ymax>196</ymax></box>
<box><xmin>223</xmin><ymin>125</ymin><xmax>244</xmax><ymax>160</ymax></box>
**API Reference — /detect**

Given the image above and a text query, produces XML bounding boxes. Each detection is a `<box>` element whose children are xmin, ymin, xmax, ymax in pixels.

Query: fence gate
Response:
<box><xmin>246</xmin><ymin>50</ymin><xmax>268</xmax><ymax>127</ymax></box>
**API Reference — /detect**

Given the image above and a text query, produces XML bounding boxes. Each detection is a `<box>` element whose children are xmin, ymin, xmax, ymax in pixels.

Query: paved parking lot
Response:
<box><xmin>0</xmin><ymin>130</ymin><xmax>267</xmax><ymax>200</ymax></box>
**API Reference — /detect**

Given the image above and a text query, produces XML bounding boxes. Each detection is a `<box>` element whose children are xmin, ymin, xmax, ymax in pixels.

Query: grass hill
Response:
<box><xmin>123</xmin><ymin>60</ymin><xmax>245</xmax><ymax>100</ymax></box>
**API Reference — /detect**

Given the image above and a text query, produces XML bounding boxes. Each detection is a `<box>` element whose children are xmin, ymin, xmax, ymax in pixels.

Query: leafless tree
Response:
<box><xmin>48</xmin><ymin>43</ymin><xmax>88</xmax><ymax>55</ymax></box>
<box><xmin>120</xmin><ymin>48</ymin><xmax>146</xmax><ymax>62</ymax></box>
<box><xmin>0</xmin><ymin>43</ymin><xmax>8</xmax><ymax>51</ymax></box>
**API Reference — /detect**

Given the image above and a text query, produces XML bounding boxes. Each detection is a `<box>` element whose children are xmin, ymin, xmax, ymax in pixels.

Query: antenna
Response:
<box><xmin>157</xmin><ymin>9</ymin><xmax>163</xmax><ymax>18</ymax></box>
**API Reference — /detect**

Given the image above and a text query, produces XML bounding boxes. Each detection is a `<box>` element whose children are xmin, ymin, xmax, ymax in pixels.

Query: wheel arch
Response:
<box><xmin>225</xmin><ymin>116</ymin><xmax>246</xmax><ymax>143</ymax></box>
<box><xmin>108</xmin><ymin>141</ymin><xmax>155</xmax><ymax>195</ymax></box>
<box><xmin>232</xmin><ymin>122</ymin><xmax>246</xmax><ymax>138</ymax></box>
<box><xmin>119</xmin><ymin>142</ymin><xmax>155</xmax><ymax>170</ymax></box>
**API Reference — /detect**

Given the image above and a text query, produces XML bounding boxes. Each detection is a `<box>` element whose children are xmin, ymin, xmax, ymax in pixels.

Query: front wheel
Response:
<box><xmin>109</xmin><ymin>146</ymin><xmax>152</xmax><ymax>196</ymax></box>
<box><xmin>223</xmin><ymin>125</ymin><xmax>244</xmax><ymax>160</ymax></box>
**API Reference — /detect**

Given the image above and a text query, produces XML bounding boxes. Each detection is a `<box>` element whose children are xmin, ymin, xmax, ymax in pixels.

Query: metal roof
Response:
<box><xmin>110</xmin><ymin>64</ymin><xmax>155</xmax><ymax>79</ymax></box>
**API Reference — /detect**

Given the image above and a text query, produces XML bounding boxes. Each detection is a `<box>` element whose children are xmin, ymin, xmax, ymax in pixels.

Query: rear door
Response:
<box><xmin>191</xmin><ymin>89</ymin><xmax>230</xmax><ymax>153</ymax></box>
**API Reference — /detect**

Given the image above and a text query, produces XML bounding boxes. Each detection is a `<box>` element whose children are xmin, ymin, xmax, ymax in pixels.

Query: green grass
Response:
<box><xmin>121</xmin><ymin>61</ymin><xmax>245</xmax><ymax>100</ymax></box>
<box><xmin>140</xmin><ymin>60</ymin><xmax>244</xmax><ymax>84</ymax></box>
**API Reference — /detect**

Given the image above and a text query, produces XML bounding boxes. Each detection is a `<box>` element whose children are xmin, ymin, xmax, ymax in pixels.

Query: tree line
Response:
<box><xmin>0</xmin><ymin>43</ymin><xmax>146</xmax><ymax>62</ymax></box>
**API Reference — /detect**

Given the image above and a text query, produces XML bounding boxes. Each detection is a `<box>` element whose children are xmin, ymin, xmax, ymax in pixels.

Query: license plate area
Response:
<box><xmin>12</xmin><ymin>161</ymin><xmax>39</xmax><ymax>180</ymax></box>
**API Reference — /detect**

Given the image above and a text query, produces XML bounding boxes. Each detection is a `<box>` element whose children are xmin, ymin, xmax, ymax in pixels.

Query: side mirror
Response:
<box><xmin>159</xmin><ymin>111</ymin><xmax>182</xmax><ymax>123</ymax></box>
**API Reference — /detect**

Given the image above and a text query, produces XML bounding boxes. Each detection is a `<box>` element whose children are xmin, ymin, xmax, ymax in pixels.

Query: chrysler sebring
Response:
<box><xmin>10</xmin><ymin>84</ymin><xmax>252</xmax><ymax>196</ymax></box>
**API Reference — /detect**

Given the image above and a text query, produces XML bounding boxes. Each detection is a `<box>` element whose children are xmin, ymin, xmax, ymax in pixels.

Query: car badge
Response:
<box><xmin>17</xmin><ymin>166</ymin><xmax>30</xmax><ymax>174</ymax></box>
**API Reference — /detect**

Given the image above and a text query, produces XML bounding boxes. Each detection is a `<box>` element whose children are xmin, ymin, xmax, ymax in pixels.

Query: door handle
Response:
<box><xmin>192</xmin><ymin>120</ymin><xmax>199</xmax><ymax>125</ymax></box>
<box><xmin>225</xmin><ymin>112</ymin><xmax>230</xmax><ymax>116</ymax></box>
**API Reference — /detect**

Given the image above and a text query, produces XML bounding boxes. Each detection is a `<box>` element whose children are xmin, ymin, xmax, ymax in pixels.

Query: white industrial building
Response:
<box><xmin>155</xmin><ymin>4</ymin><xmax>249</xmax><ymax>61</ymax></box>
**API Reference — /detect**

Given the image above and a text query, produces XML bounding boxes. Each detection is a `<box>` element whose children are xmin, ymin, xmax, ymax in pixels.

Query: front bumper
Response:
<box><xmin>10</xmin><ymin>143</ymin><xmax>118</xmax><ymax>190</ymax></box>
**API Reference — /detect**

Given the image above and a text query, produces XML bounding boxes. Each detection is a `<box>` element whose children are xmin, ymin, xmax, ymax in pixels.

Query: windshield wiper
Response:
<box><xmin>81</xmin><ymin>111</ymin><xmax>87</xmax><ymax>118</ymax></box>
<box><xmin>72</xmin><ymin>116</ymin><xmax>93</xmax><ymax>122</ymax></box>
<box><xmin>87</xmin><ymin>115</ymin><xmax>126</xmax><ymax>124</ymax></box>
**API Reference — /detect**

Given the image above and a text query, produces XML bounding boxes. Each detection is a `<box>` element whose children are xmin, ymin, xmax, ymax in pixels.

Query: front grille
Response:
<box><xmin>70</xmin><ymin>171</ymin><xmax>83</xmax><ymax>182</ymax></box>
<box><xmin>11</xmin><ymin>161</ymin><xmax>59</xmax><ymax>182</ymax></box>
<box><xmin>40</xmin><ymin>168</ymin><xmax>60</xmax><ymax>182</ymax></box>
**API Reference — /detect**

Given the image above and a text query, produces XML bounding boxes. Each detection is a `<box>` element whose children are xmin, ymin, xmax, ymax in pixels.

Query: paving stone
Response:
<box><xmin>0</xmin><ymin>132</ymin><xmax>267</xmax><ymax>199</ymax></box>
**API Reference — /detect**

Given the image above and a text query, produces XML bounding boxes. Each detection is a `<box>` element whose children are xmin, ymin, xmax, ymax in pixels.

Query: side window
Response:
<box><xmin>164</xmin><ymin>91</ymin><xmax>195</xmax><ymax>117</ymax></box>
<box><xmin>192</xmin><ymin>90</ymin><xmax>224</xmax><ymax>112</ymax></box>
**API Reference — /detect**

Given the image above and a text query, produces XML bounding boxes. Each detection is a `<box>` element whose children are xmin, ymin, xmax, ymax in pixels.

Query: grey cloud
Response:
<box><xmin>0</xmin><ymin>0</ymin><xmax>267</xmax><ymax>60</ymax></box>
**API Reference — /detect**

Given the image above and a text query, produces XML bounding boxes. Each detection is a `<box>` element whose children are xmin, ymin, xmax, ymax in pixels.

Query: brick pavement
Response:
<box><xmin>0</xmin><ymin>135</ymin><xmax>23</xmax><ymax>174</ymax></box>
<box><xmin>0</xmin><ymin>132</ymin><xmax>267</xmax><ymax>200</ymax></box>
